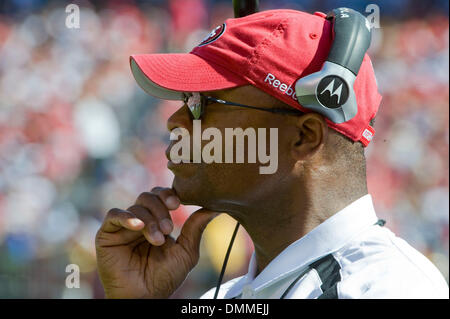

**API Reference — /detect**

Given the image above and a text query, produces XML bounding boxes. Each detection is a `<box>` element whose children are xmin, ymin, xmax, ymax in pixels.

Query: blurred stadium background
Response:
<box><xmin>0</xmin><ymin>0</ymin><xmax>448</xmax><ymax>298</ymax></box>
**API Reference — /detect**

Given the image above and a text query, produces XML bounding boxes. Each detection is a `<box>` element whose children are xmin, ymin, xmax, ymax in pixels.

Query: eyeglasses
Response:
<box><xmin>184</xmin><ymin>92</ymin><xmax>304</xmax><ymax>120</ymax></box>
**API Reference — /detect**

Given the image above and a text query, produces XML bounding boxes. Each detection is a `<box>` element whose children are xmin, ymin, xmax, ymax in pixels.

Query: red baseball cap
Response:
<box><xmin>130</xmin><ymin>9</ymin><xmax>382</xmax><ymax>146</ymax></box>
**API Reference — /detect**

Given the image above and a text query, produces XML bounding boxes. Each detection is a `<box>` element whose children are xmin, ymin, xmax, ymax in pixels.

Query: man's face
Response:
<box><xmin>166</xmin><ymin>85</ymin><xmax>301</xmax><ymax>212</ymax></box>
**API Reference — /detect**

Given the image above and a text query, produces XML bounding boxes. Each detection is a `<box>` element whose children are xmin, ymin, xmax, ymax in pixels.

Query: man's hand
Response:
<box><xmin>95</xmin><ymin>187</ymin><xmax>219</xmax><ymax>298</ymax></box>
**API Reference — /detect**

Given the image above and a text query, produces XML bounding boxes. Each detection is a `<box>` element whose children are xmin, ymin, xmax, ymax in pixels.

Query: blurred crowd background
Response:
<box><xmin>0</xmin><ymin>0</ymin><xmax>448</xmax><ymax>298</ymax></box>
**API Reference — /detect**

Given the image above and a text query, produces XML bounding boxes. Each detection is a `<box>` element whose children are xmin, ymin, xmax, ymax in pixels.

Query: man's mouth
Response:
<box><xmin>165</xmin><ymin>144</ymin><xmax>193</xmax><ymax>164</ymax></box>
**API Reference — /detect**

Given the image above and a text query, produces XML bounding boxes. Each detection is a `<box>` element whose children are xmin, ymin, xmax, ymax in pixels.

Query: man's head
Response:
<box><xmin>164</xmin><ymin>84</ymin><xmax>370</xmax><ymax>216</ymax></box>
<box><xmin>130</xmin><ymin>9</ymin><xmax>381</xmax><ymax>216</ymax></box>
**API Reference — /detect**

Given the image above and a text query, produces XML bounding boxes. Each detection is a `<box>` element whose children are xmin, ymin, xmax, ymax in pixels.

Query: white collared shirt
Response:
<box><xmin>200</xmin><ymin>194</ymin><xmax>449</xmax><ymax>299</ymax></box>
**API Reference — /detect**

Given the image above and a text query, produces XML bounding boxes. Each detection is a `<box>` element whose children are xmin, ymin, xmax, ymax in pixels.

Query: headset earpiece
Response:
<box><xmin>295</xmin><ymin>7</ymin><xmax>372</xmax><ymax>124</ymax></box>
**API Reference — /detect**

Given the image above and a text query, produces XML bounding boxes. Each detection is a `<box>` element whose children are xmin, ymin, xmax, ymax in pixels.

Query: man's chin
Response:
<box><xmin>171</xmin><ymin>176</ymin><xmax>207</xmax><ymax>207</ymax></box>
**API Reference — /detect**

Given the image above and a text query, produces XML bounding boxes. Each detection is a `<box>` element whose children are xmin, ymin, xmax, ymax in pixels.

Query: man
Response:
<box><xmin>95</xmin><ymin>9</ymin><xmax>449</xmax><ymax>298</ymax></box>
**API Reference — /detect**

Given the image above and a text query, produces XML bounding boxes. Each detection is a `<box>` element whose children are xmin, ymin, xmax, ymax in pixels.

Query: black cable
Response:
<box><xmin>213</xmin><ymin>221</ymin><xmax>240</xmax><ymax>299</ymax></box>
<box><xmin>210</xmin><ymin>2</ymin><xmax>370</xmax><ymax>299</ymax></box>
<box><xmin>232</xmin><ymin>0</ymin><xmax>259</xmax><ymax>18</ymax></box>
<box><xmin>212</xmin><ymin>0</ymin><xmax>256</xmax><ymax>300</ymax></box>
<box><xmin>280</xmin><ymin>266</ymin><xmax>311</xmax><ymax>299</ymax></box>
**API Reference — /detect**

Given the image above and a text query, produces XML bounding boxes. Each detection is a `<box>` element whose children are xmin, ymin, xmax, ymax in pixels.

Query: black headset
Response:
<box><xmin>213</xmin><ymin>4</ymin><xmax>372</xmax><ymax>299</ymax></box>
<box><xmin>295</xmin><ymin>7</ymin><xmax>372</xmax><ymax>124</ymax></box>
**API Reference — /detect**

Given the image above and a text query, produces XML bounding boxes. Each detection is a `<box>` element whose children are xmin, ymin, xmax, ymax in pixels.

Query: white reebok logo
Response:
<box><xmin>264</xmin><ymin>73</ymin><xmax>297</xmax><ymax>101</ymax></box>
<box><xmin>320</xmin><ymin>79</ymin><xmax>344</xmax><ymax>103</ymax></box>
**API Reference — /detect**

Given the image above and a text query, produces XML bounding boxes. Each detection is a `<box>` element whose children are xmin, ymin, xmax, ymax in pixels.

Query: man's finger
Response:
<box><xmin>101</xmin><ymin>208</ymin><xmax>145</xmax><ymax>233</ymax></box>
<box><xmin>128</xmin><ymin>205</ymin><xmax>166</xmax><ymax>246</ymax></box>
<box><xmin>135</xmin><ymin>192</ymin><xmax>174</xmax><ymax>235</ymax></box>
<box><xmin>176</xmin><ymin>208</ymin><xmax>220</xmax><ymax>259</ymax></box>
<box><xmin>151</xmin><ymin>187</ymin><xmax>180</xmax><ymax>210</ymax></box>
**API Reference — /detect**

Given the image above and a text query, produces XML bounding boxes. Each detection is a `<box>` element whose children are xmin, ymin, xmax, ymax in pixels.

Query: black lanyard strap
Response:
<box><xmin>281</xmin><ymin>219</ymin><xmax>386</xmax><ymax>299</ymax></box>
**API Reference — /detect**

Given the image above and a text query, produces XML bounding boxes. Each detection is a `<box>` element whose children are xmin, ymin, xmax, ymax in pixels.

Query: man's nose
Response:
<box><xmin>167</xmin><ymin>105</ymin><xmax>192</xmax><ymax>132</ymax></box>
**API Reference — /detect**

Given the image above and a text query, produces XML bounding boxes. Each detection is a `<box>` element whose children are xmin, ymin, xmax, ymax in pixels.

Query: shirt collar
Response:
<box><xmin>225</xmin><ymin>194</ymin><xmax>378</xmax><ymax>298</ymax></box>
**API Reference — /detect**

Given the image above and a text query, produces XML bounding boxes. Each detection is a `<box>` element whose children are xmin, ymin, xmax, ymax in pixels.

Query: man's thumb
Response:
<box><xmin>176</xmin><ymin>208</ymin><xmax>220</xmax><ymax>257</ymax></box>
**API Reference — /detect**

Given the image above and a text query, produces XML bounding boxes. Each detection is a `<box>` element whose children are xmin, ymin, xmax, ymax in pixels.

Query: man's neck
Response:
<box><xmin>231</xmin><ymin>188</ymin><xmax>368</xmax><ymax>277</ymax></box>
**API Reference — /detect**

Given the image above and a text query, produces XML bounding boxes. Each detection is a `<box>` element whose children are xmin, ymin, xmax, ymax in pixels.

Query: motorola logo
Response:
<box><xmin>316</xmin><ymin>76</ymin><xmax>349</xmax><ymax>109</ymax></box>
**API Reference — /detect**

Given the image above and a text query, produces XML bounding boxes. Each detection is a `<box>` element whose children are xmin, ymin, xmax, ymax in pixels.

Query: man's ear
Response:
<box><xmin>291</xmin><ymin>112</ymin><xmax>328</xmax><ymax>160</ymax></box>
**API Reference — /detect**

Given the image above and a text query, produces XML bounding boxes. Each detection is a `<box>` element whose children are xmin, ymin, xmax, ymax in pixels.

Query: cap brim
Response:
<box><xmin>130</xmin><ymin>53</ymin><xmax>248</xmax><ymax>101</ymax></box>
